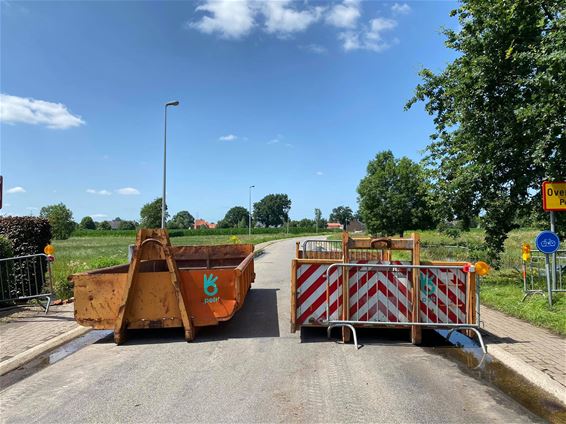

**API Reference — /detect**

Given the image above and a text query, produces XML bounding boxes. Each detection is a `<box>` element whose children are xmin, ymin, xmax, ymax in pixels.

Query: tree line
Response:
<box><xmin>35</xmin><ymin>194</ymin><xmax>357</xmax><ymax>241</ymax></box>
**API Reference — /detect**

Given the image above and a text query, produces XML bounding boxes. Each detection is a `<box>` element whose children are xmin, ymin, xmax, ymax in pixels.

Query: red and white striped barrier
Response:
<box><xmin>348</xmin><ymin>261</ymin><xmax>413</xmax><ymax>323</ymax></box>
<box><xmin>295</xmin><ymin>263</ymin><xmax>342</xmax><ymax>325</ymax></box>
<box><xmin>419</xmin><ymin>267</ymin><xmax>467</xmax><ymax>324</ymax></box>
<box><xmin>293</xmin><ymin>261</ymin><xmax>475</xmax><ymax>329</ymax></box>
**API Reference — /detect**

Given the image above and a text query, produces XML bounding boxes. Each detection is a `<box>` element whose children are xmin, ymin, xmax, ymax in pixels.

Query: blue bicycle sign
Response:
<box><xmin>535</xmin><ymin>231</ymin><xmax>560</xmax><ymax>254</ymax></box>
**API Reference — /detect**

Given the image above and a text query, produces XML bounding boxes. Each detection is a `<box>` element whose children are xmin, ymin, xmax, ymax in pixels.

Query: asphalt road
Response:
<box><xmin>0</xmin><ymin>237</ymin><xmax>537</xmax><ymax>423</ymax></box>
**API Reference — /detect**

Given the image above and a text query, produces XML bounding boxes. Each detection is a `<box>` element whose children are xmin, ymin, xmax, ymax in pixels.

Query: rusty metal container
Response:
<box><xmin>70</xmin><ymin>229</ymin><xmax>255</xmax><ymax>343</ymax></box>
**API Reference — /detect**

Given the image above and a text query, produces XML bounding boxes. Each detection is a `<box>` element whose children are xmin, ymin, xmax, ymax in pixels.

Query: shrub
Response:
<box><xmin>79</xmin><ymin>216</ymin><xmax>96</xmax><ymax>230</ymax></box>
<box><xmin>0</xmin><ymin>236</ymin><xmax>14</xmax><ymax>300</ymax></box>
<box><xmin>0</xmin><ymin>216</ymin><xmax>52</xmax><ymax>299</ymax></box>
<box><xmin>0</xmin><ymin>236</ymin><xmax>13</xmax><ymax>259</ymax></box>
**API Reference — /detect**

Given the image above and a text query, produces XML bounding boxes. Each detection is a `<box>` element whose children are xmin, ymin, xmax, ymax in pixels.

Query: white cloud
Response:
<box><xmin>261</xmin><ymin>1</ymin><xmax>323</xmax><ymax>35</ymax></box>
<box><xmin>301</xmin><ymin>43</ymin><xmax>327</xmax><ymax>54</ymax></box>
<box><xmin>91</xmin><ymin>214</ymin><xmax>108</xmax><ymax>219</ymax></box>
<box><xmin>187</xmin><ymin>1</ymin><xmax>404</xmax><ymax>54</ymax></box>
<box><xmin>7</xmin><ymin>186</ymin><xmax>26</xmax><ymax>194</ymax></box>
<box><xmin>316</xmin><ymin>171</ymin><xmax>324</xmax><ymax>176</ymax></box>
<box><xmin>219</xmin><ymin>134</ymin><xmax>238</xmax><ymax>141</ymax></box>
<box><xmin>339</xmin><ymin>18</ymin><xmax>397</xmax><ymax>52</ymax></box>
<box><xmin>285</xmin><ymin>143</ymin><xmax>294</xmax><ymax>148</ymax></box>
<box><xmin>189</xmin><ymin>0</ymin><xmax>255</xmax><ymax>39</ymax></box>
<box><xmin>267</xmin><ymin>138</ymin><xmax>280</xmax><ymax>145</ymax></box>
<box><xmin>25</xmin><ymin>206</ymin><xmax>38</xmax><ymax>211</ymax></box>
<box><xmin>0</xmin><ymin>93</ymin><xmax>85</xmax><ymax>129</ymax></box>
<box><xmin>4</xmin><ymin>203</ymin><xmax>11</xmax><ymax>208</ymax></box>
<box><xmin>325</xmin><ymin>0</ymin><xmax>360</xmax><ymax>28</ymax></box>
<box><xmin>86</xmin><ymin>189</ymin><xmax>112</xmax><ymax>195</ymax></box>
<box><xmin>391</xmin><ymin>3</ymin><xmax>411</xmax><ymax>15</ymax></box>
<box><xmin>116</xmin><ymin>187</ymin><xmax>140</xmax><ymax>195</ymax></box>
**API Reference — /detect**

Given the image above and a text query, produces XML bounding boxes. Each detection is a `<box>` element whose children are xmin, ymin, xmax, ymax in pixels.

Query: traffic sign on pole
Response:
<box><xmin>542</xmin><ymin>181</ymin><xmax>566</xmax><ymax>211</ymax></box>
<box><xmin>535</xmin><ymin>230</ymin><xmax>560</xmax><ymax>254</ymax></box>
<box><xmin>535</xmin><ymin>230</ymin><xmax>560</xmax><ymax>307</ymax></box>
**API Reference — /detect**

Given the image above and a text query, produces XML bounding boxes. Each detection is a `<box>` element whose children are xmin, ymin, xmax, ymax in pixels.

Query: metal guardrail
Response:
<box><xmin>523</xmin><ymin>249</ymin><xmax>566</xmax><ymax>300</ymax></box>
<box><xmin>300</xmin><ymin>240</ymin><xmax>343</xmax><ymax>259</ymax></box>
<box><xmin>323</xmin><ymin>263</ymin><xmax>486</xmax><ymax>354</ymax></box>
<box><xmin>0</xmin><ymin>253</ymin><xmax>53</xmax><ymax>313</ymax></box>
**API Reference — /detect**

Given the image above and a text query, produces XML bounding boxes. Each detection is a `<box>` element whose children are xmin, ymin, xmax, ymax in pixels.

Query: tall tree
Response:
<box><xmin>79</xmin><ymin>216</ymin><xmax>96</xmax><ymax>230</ymax></box>
<box><xmin>140</xmin><ymin>198</ymin><xmax>167</xmax><ymax>229</ymax></box>
<box><xmin>40</xmin><ymin>203</ymin><xmax>75</xmax><ymax>240</ymax></box>
<box><xmin>357</xmin><ymin>151</ymin><xmax>435</xmax><ymax>237</ymax></box>
<box><xmin>253</xmin><ymin>194</ymin><xmax>291</xmax><ymax>227</ymax></box>
<box><xmin>314</xmin><ymin>208</ymin><xmax>322</xmax><ymax>233</ymax></box>
<box><xmin>329</xmin><ymin>206</ymin><xmax>354</xmax><ymax>228</ymax></box>
<box><xmin>97</xmin><ymin>221</ymin><xmax>112</xmax><ymax>230</ymax></box>
<box><xmin>168</xmin><ymin>211</ymin><xmax>195</xmax><ymax>229</ymax></box>
<box><xmin>219</xmin><ymin>206</ymin><xmax>249</xmax><ymax>228</ymax></box>
<box><xmin>406</xmin><ymin>0</ymin><xmax>566</xmax><ymax>261</ymax></box>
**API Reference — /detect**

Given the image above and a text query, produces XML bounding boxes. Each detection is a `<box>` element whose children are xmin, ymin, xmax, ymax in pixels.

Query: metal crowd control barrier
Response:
<box><xmin>291</xmin><ymin>232</ymin><xmax>486</xmax><ymax>354</ymax></box>
<box><xmin>523</xmin><ymin>249</ymin><xmax>566</xmax><ymax>300</ymax></box>
<box><xmin>299</xmin><ymin>240</ymin><xmax>343</xmax><ymax>260</ymax></box>
<box><xmin>0</xmin><ymin>253</ymin><xmax>53</xmax><ymax>313</ymax></box>
<box><xmin>323</xmin><ymin>263</ymin><xmax>485</xmax><ymax>353</ymax></box>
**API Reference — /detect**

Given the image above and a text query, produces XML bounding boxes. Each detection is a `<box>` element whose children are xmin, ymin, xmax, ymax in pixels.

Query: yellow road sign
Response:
<box><xmin>543</xmin><ymin>181</ymin><xmax>566</xmax><ymax>211</ymax></box>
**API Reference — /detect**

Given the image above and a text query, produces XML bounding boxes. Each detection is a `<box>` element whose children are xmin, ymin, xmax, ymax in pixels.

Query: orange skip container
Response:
<box><xmin>70</xmin><ymin>229</ymin><xmax>255</xmax><ymax>344</ymax></box>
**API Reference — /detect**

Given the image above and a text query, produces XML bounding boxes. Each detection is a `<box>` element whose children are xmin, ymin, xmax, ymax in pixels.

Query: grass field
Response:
<box><xmin>50</xmin><ymin>232</ymin><xmax>324</xmax><ymax>299</ymax></box>
<box><xmin>331</xmin><ymin>229</ymin><xmax>566</xmax><ymax>335</ymax></box>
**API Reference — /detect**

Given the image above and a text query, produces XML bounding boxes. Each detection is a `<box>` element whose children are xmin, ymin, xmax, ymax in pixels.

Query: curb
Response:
<box><xmin>487</xmin><ymin>343</ymin><xmax>566</xmax><ymax>404</ymax></box>
<box><xmin>0</xmin><ymin>326</ymin><xmax>91</xmax><ymax>377</ymax></box>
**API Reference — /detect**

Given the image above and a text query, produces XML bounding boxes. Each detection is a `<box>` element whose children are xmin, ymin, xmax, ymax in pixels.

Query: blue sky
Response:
<box><xmin>1</xmin><ymin>0</ymin><xmax>457</xmax><ymax>223</ymax></box>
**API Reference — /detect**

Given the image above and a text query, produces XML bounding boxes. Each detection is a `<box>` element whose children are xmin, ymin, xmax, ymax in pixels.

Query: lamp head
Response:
<box><xmin>166</xmin><ymin>101</ymin><xmax>180</xmax><ymax>107</ymax></box>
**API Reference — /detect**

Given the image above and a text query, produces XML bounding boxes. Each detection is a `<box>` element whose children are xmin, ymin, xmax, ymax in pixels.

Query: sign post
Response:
<box><xmin>535</xmin><ymin>230</ymin><xmax>560</xmax><ymax>307</ymax></box>
<box><xmin>542</xmin><ymin>181</ymin><xmax>565</xmax><ymax>292</ymax></box>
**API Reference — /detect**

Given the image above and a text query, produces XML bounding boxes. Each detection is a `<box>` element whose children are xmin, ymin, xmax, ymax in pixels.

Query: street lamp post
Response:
<box><xmin>162</xmin><ymin>100</ymin><xmax>179</xmax><ymax>229</ymax></box>
<box><xmin>249</xmin><ymin>185</ymin><xmax>255</xmax><ymax>237</ymax></box>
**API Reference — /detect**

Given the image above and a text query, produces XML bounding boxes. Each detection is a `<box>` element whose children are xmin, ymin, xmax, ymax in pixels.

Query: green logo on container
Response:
<box><xmin>204</xmin><ymin>273</ymin><xmax>219</xmax><ymax>304</ymax></box>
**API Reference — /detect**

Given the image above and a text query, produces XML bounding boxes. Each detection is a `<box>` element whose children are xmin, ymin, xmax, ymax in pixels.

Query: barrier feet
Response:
<box><xmin>327</xmin><ymin>323</ymin><xmax>360</xmax><ymax>350</ymax></box>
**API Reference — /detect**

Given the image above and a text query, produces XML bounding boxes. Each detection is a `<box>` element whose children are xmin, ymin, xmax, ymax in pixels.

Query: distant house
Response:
<box><xmin>194</xmin><ymin>219</ymin><xmax>216</xmax><ymax>229</ymax></box>
<box><xmin>109</xmin><ymin>219</ymin><xmax>121</xmax><ymax>230</ymax></box>
<box><xmin>327</xmin><ymin>222</ymin><xmax>343</xmax><ymax>230</ymax></box>
<box><xmin>346</xmin><ymin>219</ymin><xmax>366</xmax><ymax>233</ymax></box>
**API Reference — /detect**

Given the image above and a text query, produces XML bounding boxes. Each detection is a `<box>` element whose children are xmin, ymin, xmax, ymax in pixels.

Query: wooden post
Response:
<box><xmin>411</xmin><ymin>232</ymin><xmax>422</xmax><ymax>345</ymax></box>
<box><xmin>290</xmin><ymin>259</ymin><xmax>297</xmax><ymax>333</ymax></box>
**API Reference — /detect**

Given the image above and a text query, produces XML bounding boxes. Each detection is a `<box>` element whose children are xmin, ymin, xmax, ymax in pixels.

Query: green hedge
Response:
<box><xmin>71</xmin><ymin>227</ymin><xmax>337</xmax><ymax>238</ymax></box>
<box><xmin>0</xmin><ymin>216</ymin><xmax>52</xmax><ymax>256</ymax></box>
<box><xmin>0</xmin><ymin>216</ymin><xmax>52</xmax><ymax>299</ymax></box>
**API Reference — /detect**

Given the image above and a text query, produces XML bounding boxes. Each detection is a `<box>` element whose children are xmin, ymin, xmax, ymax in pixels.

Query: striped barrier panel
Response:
<box><xmin>348</xmin><ymin>261</ymin><xmax>413</xmax><ymax>323</ymax></box>
<box><xmin>293</xmin><ymin>261</ymin><xmax>474</xmax><ymax>331</ymax></box>
<box><xmin>347</xmin><ymin>261</ymin><xmax>470</xmax><ymax>325</ymax></box>
<box><xmin>418</xmin><ymin>266</ymin><xmax>468</xmax><ymax>325</ymax></box>
<box><xmin>293</xmin><ymin>261</ymin><xmax>343</xmax><ymax>329</ymax></box>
